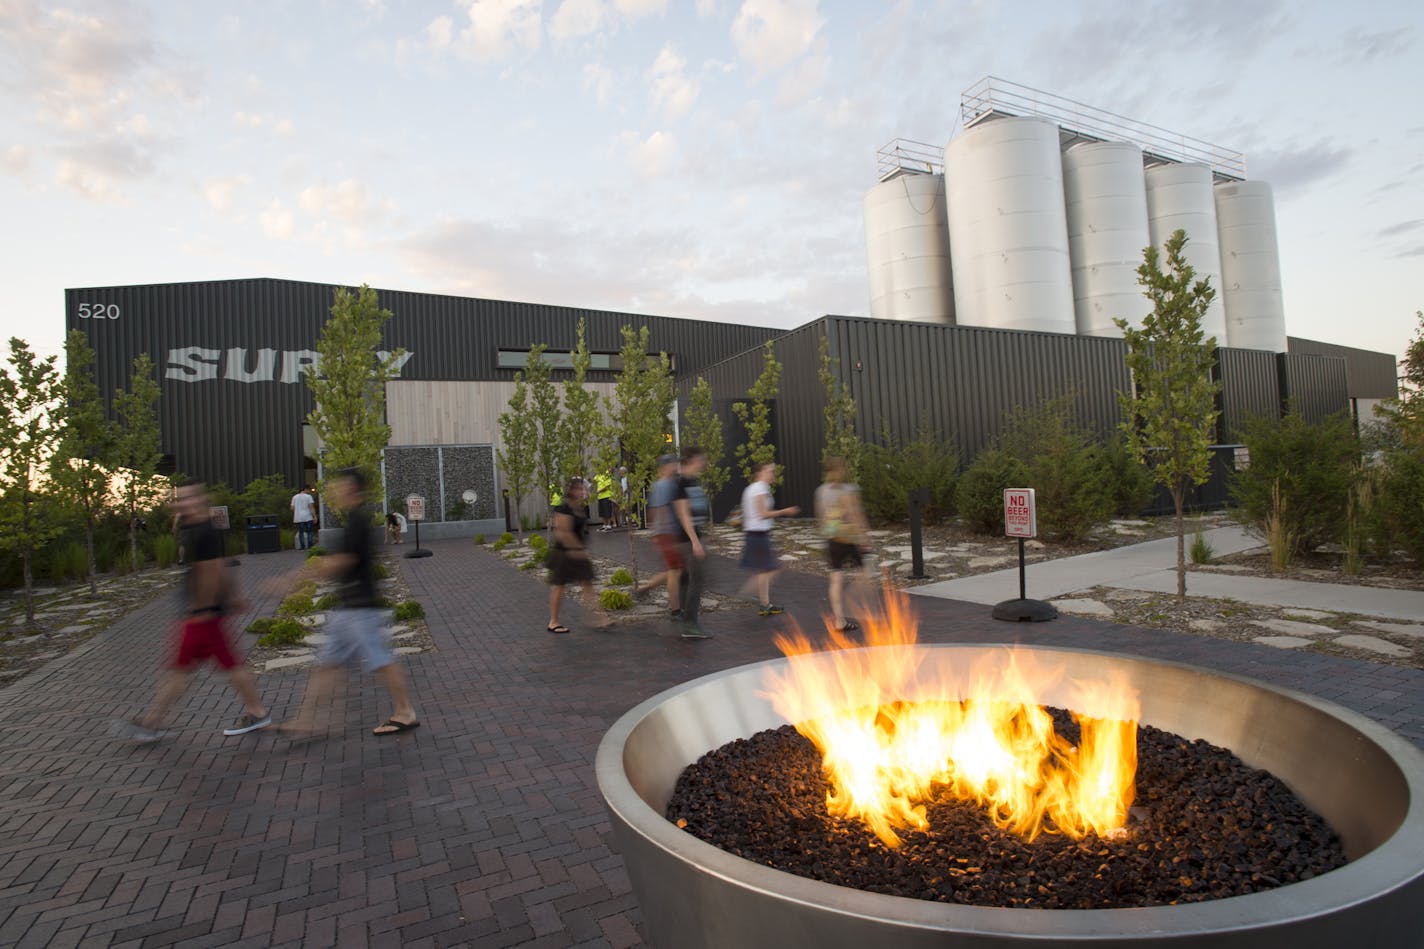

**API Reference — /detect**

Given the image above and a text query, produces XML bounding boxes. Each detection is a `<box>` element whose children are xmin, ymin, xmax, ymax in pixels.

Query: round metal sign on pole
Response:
<box><xmin>992</xmin><ymin>488</ymin><xmax>1056</xmax><ymax>623</ymax></box>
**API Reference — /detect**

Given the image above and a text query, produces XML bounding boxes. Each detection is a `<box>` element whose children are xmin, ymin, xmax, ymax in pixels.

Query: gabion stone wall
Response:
<box><xmin>439</xmin><ymin>445</ymin><xmax>497</xmax><ymax>521</ymax></box>
<box><xmin>382</xmin><ymin>444</ymin><xmax>496</xmax><ymax>523</ymax></box>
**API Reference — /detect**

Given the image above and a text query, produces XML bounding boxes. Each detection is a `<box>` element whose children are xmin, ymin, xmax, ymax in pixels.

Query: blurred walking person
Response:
<box><xmin>118</xmin><ymin>480</ymin><xmax>270</xmax><ymax>742</ymax></box>
<box><xmin>291</xmin><ymin>484</ymin><xmax>317</xmax><ymax>550</ymax></box>
<box><xmin>815</xmin><ymin>456</ymin><xmax>873</xmax><ymax>632</ymax></box>
<box><xmin>274</xmin><ymin>468</ymin><xmax>421</xmax><ymax>738</ymax></box>
<box><xmin>739</xmin><ymin>461</ymin><xmax>799</xmax><ymax>616</ymax></box>
<box><xmin>671</xmin><ymin>447</ymin><xmax>711</xmax><ymax>638</ymax></box>
<box><xmin>546</xmin><ymin>478</ymin><xmax>610</xmax><ymax>633</ymax></box>
<box><xmin>636</xmin><ymin>454</ymin><xmax>683</xmax><ymax>615</ymax></box>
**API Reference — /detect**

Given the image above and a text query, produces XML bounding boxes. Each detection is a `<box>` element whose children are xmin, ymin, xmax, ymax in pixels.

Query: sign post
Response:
<box><xmin>209</xmin><ymin>505</ymin><xmax>238</xmax><ymax>565</ymax></box>
<box><xmin>991</xmin><ymin>488</ymin><xmax>1057</xmax><ymax>623</ymax></box>
<box><xmin>405</xmin><ymin>495</ymin><xmax>434</xmax><ymax>559</ymax></box>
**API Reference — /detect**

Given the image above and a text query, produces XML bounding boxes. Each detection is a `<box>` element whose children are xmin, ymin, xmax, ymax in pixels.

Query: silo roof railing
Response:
<box><xmin>876</xmin><ymin>138</ymin><xmax>944</xmax><ymax>181</ymax></box>
<box><xmin>960</xmin><ymin>76</ymin><xmax>1247</xmax><ymax>180</ymax></box>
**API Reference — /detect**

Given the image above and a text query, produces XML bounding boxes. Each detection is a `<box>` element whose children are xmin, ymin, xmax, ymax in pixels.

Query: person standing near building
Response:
<box><xmin>119</xmin><ymin>480</ymin><xmax>271</xmax><ymax>741</ymax></box>
<box><xmin>636</xmin><ymin>454</ymin><xmax>682</xmax><ymax>615</ymax></box>
<box><xmin>671</xmin><ymin>447</ymin><xmax>711</xmax><ymax>639</ymax></box>
<box><xmin>595</xmin><ymin>468</ymin><xmax>617</xmax><ymax>531</ymax></box>
<box><xmin>546</xmin><ymin>478</ymin><xmax>610</xmax><ymax>633</ymax></box>
<box><xmin>291</xmin><ymin>484</ymin><xmax>317</xmax><ymax>550</ymax></box>
<box><xmin>739</xmin><ymin>461</ymin><xmax>800</xmax><ymax>616</ymax></box>
<box><xmin>815</xmin><ymin>456</ymin><xmax>872</xmax><ymax>633</ymax></box>
<box><xmin>274</xmin><ymin>468</ymin><xmax>420</xmax><ymax>738</ymax></box>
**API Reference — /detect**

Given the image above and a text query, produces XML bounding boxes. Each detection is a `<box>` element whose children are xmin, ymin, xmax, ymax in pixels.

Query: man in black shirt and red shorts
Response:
<box><xmin>120</xmin><ymin>480</ymin><xmax>271</xmax><ymax>742</ymax></box>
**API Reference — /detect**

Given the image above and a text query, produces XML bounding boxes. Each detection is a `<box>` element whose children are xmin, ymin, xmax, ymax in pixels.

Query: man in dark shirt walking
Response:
<box><xmin>120</xmin><ymin>480</ymin><xmax>271</xmax><ymax>741</ymax></box>
<box><xmin>274</xmin><ymin>468</ymin><xmax>420</xmax><ymax>738</ymax></box>
<box><xmin>671</xmin><ymin>446</ymin><xmax>711</xmax><ymax>639</ymax></box>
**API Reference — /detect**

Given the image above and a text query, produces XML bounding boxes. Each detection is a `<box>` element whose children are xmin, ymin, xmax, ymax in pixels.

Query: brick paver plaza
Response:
<box><xmin>2</xmin><ymin>534</ymin><xmax>1421</xmax><ymax>947</ymax></box>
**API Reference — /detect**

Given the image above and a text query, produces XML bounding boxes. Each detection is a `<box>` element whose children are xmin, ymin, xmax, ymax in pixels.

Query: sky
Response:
<box><xmin>2</xmin><ymin>0</ymin><xmax>1421</xmax><ymax>367</ymax></box>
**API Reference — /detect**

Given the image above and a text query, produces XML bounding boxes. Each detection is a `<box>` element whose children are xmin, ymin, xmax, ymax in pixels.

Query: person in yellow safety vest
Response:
<box><xmin>595</xmin><ymin>471</ymin><xmax>616</xmax><ymax>531</ymax></box>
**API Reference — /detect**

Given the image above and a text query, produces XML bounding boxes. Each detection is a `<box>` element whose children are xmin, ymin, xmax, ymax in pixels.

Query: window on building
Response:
<box><xmin>496</xmin><ymin>350</ymin><xmax>675</xmax><ymax>372</ymax></box>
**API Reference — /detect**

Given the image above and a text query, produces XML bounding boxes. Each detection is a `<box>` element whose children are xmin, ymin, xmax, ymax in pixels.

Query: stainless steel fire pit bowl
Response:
<box><xmin>596</xmin><ymin>644</ymin><xmax>1424</xmax><ymax>948</ymax></box>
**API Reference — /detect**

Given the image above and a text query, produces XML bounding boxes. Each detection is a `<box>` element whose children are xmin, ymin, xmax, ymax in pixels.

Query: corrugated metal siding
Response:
<box><xmin>1217</xmin><ymin>347</ymin><xmax>1280</xmax><ymax>439</ymax></box>
<box><xmin>1287</xmin><ymin>336</ymin><xmax>1398</xmax><ymax>399</ymax></box>
<box><xmin>67</xmin><ymin>278</ymin><xmax>778</xmax><ymax>489</ymax></box>
<box><xmin>1278</xmin><ymin>353</ymin><xmax>1350</xmax><ymax>424</ymax></box>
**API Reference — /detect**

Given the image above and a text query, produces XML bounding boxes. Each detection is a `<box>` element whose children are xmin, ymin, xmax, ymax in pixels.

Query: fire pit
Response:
<box><xmin>596</xmin><ymin>644</ymin><xmax>1424</xmax><ymax>947</ymax></box>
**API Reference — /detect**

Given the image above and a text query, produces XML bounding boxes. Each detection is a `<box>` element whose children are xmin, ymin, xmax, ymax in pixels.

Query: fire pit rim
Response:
<box><xmin>596</xmin><ymin>642</ymin><xmax>1424</xmax><ymax>940</ymax></box>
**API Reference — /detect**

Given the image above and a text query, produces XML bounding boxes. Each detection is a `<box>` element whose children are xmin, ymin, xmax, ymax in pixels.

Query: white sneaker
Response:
<box><xmin>222</xmin><ymin>713</ymin><xmax>273</xmax><ymax>737</ymax></box>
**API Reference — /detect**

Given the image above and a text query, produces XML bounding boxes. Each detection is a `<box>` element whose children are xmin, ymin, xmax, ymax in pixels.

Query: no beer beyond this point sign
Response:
<box><xmin>406</xmin><ymin>496</ymin><xmax>426</xmax><ymax>522</ymax></box>
<box><xmin>1004</xmin><ymin>488</ymin><xmax>1036</xmax><ymax>538</ymax></box>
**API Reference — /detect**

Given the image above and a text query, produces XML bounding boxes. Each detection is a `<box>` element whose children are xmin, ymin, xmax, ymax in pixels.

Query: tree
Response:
<box><xmin>305</xmin><ymin>285</ymin><xmax>404</xmax><ymax>519</ymax></box>
<box><xmin>561</xmin><ymin>318</ymin><xmax>601</xmax><ymax>483</ymax></box>
<box><xmin>732</xmin><ymin>340</ymin><xmax>781</xmax><ymax>483</ymax></box>
<box><xmin>1116</xmin><ymin>229</ymin><xmax>1222</xmax><ymax>599</ymax></box>
<box><xmin>0</xmin><ymin>338</ymin><xmax>64</xmax><ymax>622</ymax></box>
<box><xmin>818</xmin><ymin>333</ymin><xmax>861</xmax><ymax>478</ymax></box>
<box><xmin>524</xmin><ymin>343</ymin><xmax>564</xmax><ymax>509</ymax></box>
<box><xmin>600</xmin><ymin>325</ymin><xmax>674</xmax><ymax>579</ymax></box>
<box><xmin>1374</xmin><ymin>309</ymin><xmax>1424</xmax><ymax>446</ymax></box>
<box><xmin>52</xmin><ymin>330</ymin><xmax>115</xmax><ymax>595</ymax></box>
<box><xmin>497</xmin><ymin>373</ymin><xmax>538</xmax><ymax>537</ymax></box>
<box><xmin>683</xmin><ymin>377</ymin><xmax>728</xmax><ymax>523</ymax></box>
<box><xmin>111</xmin><ymin>353</ymin><xmax>166</xmax><ymax>575</ymax></box>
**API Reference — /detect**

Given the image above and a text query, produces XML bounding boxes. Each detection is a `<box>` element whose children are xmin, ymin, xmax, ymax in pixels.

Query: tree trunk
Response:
<box><xmin>85</xmin><ymin>514</ymin><xmax>97</xmax><ymax>596</ymax></box>
<box><xmin>129</xmin><ymin>506</ymin><xmax>140</xmax><ymax>574</ymax></box>
<box><xmin>625</xmin><ymin>525</ymin><xmax>639</xmax><ymax>586</ymax></box>
<box><xmin>22</xmin><ymin>548</ymin><xmax>34</xmax><ymax>625</ymax></box>
<box><xmin>1173</xmin><ymin>486</ymin><xmax>1186</xmax><ymax>601</ymax></box>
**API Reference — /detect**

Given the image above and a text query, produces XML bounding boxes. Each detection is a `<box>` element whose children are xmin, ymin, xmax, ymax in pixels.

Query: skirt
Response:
<box><xmin>548</xmin><ymin>547</ymin><xmax>595</xmax><ymax>586</ymax></box>
<box><xmin>740</xmin><ymin>531</ymin><xmax>778</xmax><ymax>573</ymax></box>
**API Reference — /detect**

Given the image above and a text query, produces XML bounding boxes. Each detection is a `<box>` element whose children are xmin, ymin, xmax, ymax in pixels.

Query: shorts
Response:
<box><xmin>548</xmin><ymin>548</ymin><xmax>595</xmax><ymax>586</ymax></box>
<box><xmin>172</xmin><ymin>615</ymin><xmax>240</xmax><ymax>670</ymax></box>
<box><xmin>740</xmin><ymin>532</ymin><xmax>778</xmax><ymax>573</ymax></box>
<box><xmin>827</xmin><ymin>540</ymin><xmax>864</xmax><ymax>571</ymax></box>
<box><xmin>654</xmin><ymin>533</ymin><xmax>684</xmax><ymax>571</ymax></box>
<box><xmin>317</xmin><ymin>608</ymin><xmax>395</xmax><ymax>671</ymax></box>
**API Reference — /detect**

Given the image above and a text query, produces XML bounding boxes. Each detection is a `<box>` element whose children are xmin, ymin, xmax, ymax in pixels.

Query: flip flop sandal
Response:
<box><xmin>373</xmin><ymin>719</ymin><xmax>420</xmax><ymax>736</ymax></box>
<box><xmin>547</xmin><ymin>625</ymin><xmax>571</xmax><ymax>634</ymax></box>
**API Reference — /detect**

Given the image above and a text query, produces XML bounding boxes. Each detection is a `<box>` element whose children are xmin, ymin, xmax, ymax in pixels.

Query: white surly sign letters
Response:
<box><xmin>164</xmin><ymin>348</ymin><xmax>414</xmax><ymax>383</ymax></box>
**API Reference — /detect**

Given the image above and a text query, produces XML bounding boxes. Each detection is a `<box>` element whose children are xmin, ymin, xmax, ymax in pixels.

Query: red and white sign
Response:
<box><xmin>209</xmin><ymin>506</ymin><xmax>230</xmax><ymax>531</ymax></box>
<box><xmin>1003</xmin><ymin>488</ymin><xmax>1037</xmax><ymax>538</ymax></box>
<box><xmin>406</xmin><ymin>496</ymin><xmax>426</xmax><ymax>522</ymax></box>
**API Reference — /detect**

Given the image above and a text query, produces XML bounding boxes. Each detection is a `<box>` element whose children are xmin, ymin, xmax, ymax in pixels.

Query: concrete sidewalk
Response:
<box><xmin>911</xmin><ymin>526</ymin><xmax>1424</xmax><ymax>621</ymax></box>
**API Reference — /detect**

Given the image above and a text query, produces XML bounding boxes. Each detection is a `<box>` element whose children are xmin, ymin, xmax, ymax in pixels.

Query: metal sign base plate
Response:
<box><xmin>991</xmin><ymin>598</ymin><xmax>1058</xmax><ymax>623</ymax></box>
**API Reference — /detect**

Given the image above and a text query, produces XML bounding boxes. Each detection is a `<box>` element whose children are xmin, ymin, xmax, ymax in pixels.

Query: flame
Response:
<box><xmin>762</xmin><ymin>590</ymin><xmax>1138</xmax><ymax>846</ymax></box>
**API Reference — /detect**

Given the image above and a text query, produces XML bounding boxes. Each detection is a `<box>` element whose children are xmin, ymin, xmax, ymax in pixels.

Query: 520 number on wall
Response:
<box><xmin>77</xmin><ymin>302</ymin><xmax>120</xmax><ymax>320</ymax></box>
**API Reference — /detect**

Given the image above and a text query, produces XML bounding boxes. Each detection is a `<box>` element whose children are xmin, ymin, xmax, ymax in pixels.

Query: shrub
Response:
<box><xmin>1230</xmin><ymin>411</ymin><xmax>1356</xmax><ymax>557</ymax></box>
<box><xmin>280</xmin><ymin>528</ymin><xmax>296</xmax><ymax>550</ymax></box>
<box><xmin>956</xmin><ymin>449</ymin><xmax>1029</xmax><ymax>535</ymax></box>
<box><xmin>996</xmin><ymin>398</ymin><xmax>1114</xmax><ymax>543</ymax></box>
<box><xmin>257</xmin><ymin>618</ymin><xmax>310</xmax><ymax>648</ymax></box>
<box><xmin>373</xmin><ymin>562</ymin><xmax>390</xmax><ymax>580</ymax></box>
<box><xmin>1189</xmin><ymin>532</ymin><xmax>1214</xmax><ymax>565</ymax></box>
<box><xmin>492</xmin><ymin>536</ymin><xmax>511</xmax><ymax>552</ymax></box>
<box><xmin>1265</xmin><ymin>481</ymin><xmax>1295</xmax><ymax>572</ymax></box>
<box><xmin>306</xmin><ymin>545</ymin><xmax>327</xmax><ymax>559</ymax></box>
<box><xmin>392</xmin><ymin>600</ymin><xmax>425</xmax><ymax>622</ymax></box>
<box><xmin>530</xmin><ymin>546</ymin><xmax>549</xmax><ymax>565</ymax></box>
<box><xmin>859</xmin><ymin>421</ymin><xmax>960</xmax><ymax>523</ymax></box>
<box><xmin>519</xmin><ymin>560</ymin><xmax>537</xmax><ymax>571</ymax></box>
<box><xmin>278</xmin><ymin>592</ymin><xmax>315</xmax><ymax>616</ymax></box>
<box><xmin>600</xmin><ymin>589</ymin><xmax>634</xmax><ymax>610</ymax></box>
<box><xmin>1100</xmin><ymin>436</ymin><xmax>1156</xmax><ymax>517</ymax></box>
<box><xmin>528</xmin><ymin>533</ymin><xmax>548</xmax><ymax>550</ymax></box>
<box><xmin>609</xmin><ymin>567</ymin><xmax>634</xmax><ymax>586</ymax></box>
<box><xmin>49</xmin><ymin>542</ymin><xmax>89</xmax><ymax>582</ymax></box>
<box><xmin>1375</xmin><ymin>447</ymin><xmax>1424</xmax><ymax>563</ymax></box>
<box><xmin>473</xmin><ymin>533</ymin><xmax>486</xmax><ymax>545</ymax></box>
<box><xmin>315</xmin><ymin>592</ymin><xmax>340</xmax><ymax>611</ymax></box>
<box><xmin>152</xmin><ymin>533</ymin><xmax>179</xmax><ymax>568</ymax></box>
<box><xmin>498</xmin><ymin>531</ymin><xmax>514</xmax><ymax>544</ymax></box>
<box><xmin>246</xmin><ymin>617</ymin><xmax>275</xmax><ymax>636</ymax></box>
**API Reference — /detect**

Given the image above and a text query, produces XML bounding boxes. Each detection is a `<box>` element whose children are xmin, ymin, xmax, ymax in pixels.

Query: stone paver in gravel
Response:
<box><xmin>1333</xmin><ymin>634</ymin><xmax>1412</xmax><ymax>658</ymax></box>
<box><xmin>1250</xmin><ymin>618</ymin><xmax>1339</xmax><ymax>637</ymax></box>
<box><xmin>1281</xmin><ymin>609</ymin><xmax>1337</xmax><ymax>621</ymax></box>
<box><xmin>1048</xmin><ymin>598</ymin><xmax>1114</xmax><ymax>618</ymax></box>
<box><xmin>1358</xmin><ymin>620</ymin><xmax>1424</xmax><ymax>640</ymax></box>
<box><xmin>1252</xmin><ymin>635</ymin><xmax>1316</xmax><ymax>649</ymax></box>
<box><xmin>0</xmin><ymin>535</ymin><xmax>1421</xmax><ymax>948</ymax></box>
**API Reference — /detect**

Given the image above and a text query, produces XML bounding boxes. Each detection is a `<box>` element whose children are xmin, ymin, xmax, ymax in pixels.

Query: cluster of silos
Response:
<box><xmin>863</xmin><ymin>116</ymin><xmax>1289</xmax><ymax>351</ymax></box>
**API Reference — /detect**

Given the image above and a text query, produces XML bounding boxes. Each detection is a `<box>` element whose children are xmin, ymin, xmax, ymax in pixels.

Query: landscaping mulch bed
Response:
<box><xmin>668</xmin><ymin>717</ymin><xmax>1347</xmax><ymax>909</ymax></box>
<box><xmin>1198</xmin><ymin>549</ymin><xmax>1424</xmax><ymax>592</ymax></box>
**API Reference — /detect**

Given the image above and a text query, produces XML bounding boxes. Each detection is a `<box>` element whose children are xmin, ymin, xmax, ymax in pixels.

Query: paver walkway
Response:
<box><xmin>913</xmin><ymin>526</ymin><xmax>1424</xmax><ymax>620</ymax></box>
<box><xmin>0</xmin><ymin>533</ymin><xmax>1420</xmax><ymax>947</ymax></box>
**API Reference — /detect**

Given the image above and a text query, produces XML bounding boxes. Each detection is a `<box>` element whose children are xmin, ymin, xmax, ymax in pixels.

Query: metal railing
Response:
<box><xmin>959</xmin><ymin>76</ymin><xmax>1247</xmax><ymax>179</ymax></box>
<box><xmin>875</xmin><ymin>138</ymin><xmax>944</xmax><ymax>181</ymax></box>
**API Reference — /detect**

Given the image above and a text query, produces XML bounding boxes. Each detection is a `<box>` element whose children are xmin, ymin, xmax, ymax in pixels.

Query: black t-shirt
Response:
<box><xmin>552</xmin><ymin>502</ymin><xmax>588</xmax><ymax>551</ymax></box>
<box><xmin>671</xmin><ymin>476</ymin><xmax>709</xmax><ymax>542</ymax></box>
<box><xmin>338</xmin><ymin>506</ymin><xmax>377</xmax><ymax>608</ymax></box>
<box><xmin>181</xmin><ymin>521</ymin><xmax>227</xmax><ymax>615</ymax></box>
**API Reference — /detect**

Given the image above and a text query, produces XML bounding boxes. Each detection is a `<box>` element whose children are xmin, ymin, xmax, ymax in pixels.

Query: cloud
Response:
<box><xmin>695</xmin><ymin>0</ymin><xmax>719</xmax><ymax>16</ymax></box>
<box><xmin>774</xmin><ymin>39</ymin><xmax>827</xmax><ymax>108</ymax></box>
<box><xmin>614</xmin><ymin>0</ymin><xmax>666</xmax><ymax>19</ymax></box>
<box><xmin>1378</xmin><ymin>219</ymin><xmax>1424</xmax><ymax>239</ymax></box>
<box><xmin>1396</xmin><ymin>244</ymin><xmax>1424</xmax><ymax>259</ymax></box>
<box><xmin>626</xmin><ymin>130</ymin><xmax>677</xmax><ymax>177</ymax></box>
<box><xmin>647</xmin><ymin>45</ymin><xmax>698</xmax><ymax>119</ymax></box>
<box><xmin>583</xmin><ymin>62</ymin><xmax>615</xmax><ymax>104</ymax></box>
<box><xmin>260</xmin><ymin>199</ymin><xmax>295</xmax><ymax>239</ymax></box>
<box><xmin>202</xmin><ymin>175</ymin><xmax>250</xmax><ymax>214</ymax></box>
<box><xmin>1338</xmin><ymin>26</ymin><xmax>1415</xmax><ymax>63</ymax></box>
<box><xmin>298</xmin><ymin>178</ymin><xmax>394</xmax><ymax>225</ymax></box>
<box><xmin>0</xmin><ymin>145</ymin><xmax>30</xmax><ymax>175</ymax></box>
<box><xmin>1249</xmin><ymin>142</ymin><xmax>1352</xmax><ymax>196</ymax></box>
<box><xmin>54</xmin><ymin>159</ymin><xmax>128</xmax><ymax>203</ymax></box>
<box><xmin>730</xmin><ymin>0</ymin><xmax>823</xmax><ymax>76</ymax></box>
<box><xmin>424</xmin><ymin>0</ymin><xmax>543</xmax><ymax>62</ymax></box>
<box><xmin>550</xmin><ymin>0</ymin><xmax>606</xmax><ymax>43</ymax></box>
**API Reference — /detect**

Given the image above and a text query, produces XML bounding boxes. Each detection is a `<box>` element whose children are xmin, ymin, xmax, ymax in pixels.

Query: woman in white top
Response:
<box><xmin>739</xmin><ymin>460</ymin><xmax>799</xmax><ymax>616</ymax></box>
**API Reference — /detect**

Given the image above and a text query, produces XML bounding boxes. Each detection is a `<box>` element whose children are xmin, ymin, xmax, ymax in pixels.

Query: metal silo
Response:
<box><xmin>863</xmin><ymin>173</ymin><xmax>955</xmax><ymax>323</ymax></box>
<box><xmin>1144</xmin><ymin>163</ymin><xmax>1228</xmax><ymax>342</ymax></box>
<box><xmin>945</xmin><ymin>117</ymin><xmax>1076</xmax><ymax>334</ymax></box>
<box><xmin>1215</xmin><ymin>180</ymin><xmax>1288</xmax><ymax>352</ymax></box>
<box><xmin>1062</xmin><ymin>141</ymin><xmax>1151</xmax><ymax>337</ymax></box>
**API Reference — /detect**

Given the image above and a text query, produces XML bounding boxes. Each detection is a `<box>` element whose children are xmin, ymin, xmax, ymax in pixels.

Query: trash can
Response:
<box><xmin>245</xmin><ymin>514</ymin><xmax>281</xmax><ymax>554</ymax></box>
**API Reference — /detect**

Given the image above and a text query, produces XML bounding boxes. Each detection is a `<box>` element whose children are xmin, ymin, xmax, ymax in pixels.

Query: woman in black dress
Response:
<box><xmin>546</xmin><ymin>478</ymin><xmax>610</xmax><ymax>633</ymax></box>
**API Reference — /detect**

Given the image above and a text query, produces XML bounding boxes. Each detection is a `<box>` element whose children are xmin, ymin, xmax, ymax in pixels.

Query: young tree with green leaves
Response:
<box><xmin>561</xmin><ymin>318</ymin><xmax>601</xmax><ymax>484</ymax></box>
<box><xmin>305</xmin><ymin>285</ymin><xmax>404</xmax><ymax>519</ymax></box>
<box><xmin>497</xmin><ymin>372</ymin><xmax>538</xmax><ymax>538</ymax></box>
<box><xmin>683</xmin><ymin>377</ymin><xmax>727</xmax><ymax>523</ymax></box>
<box><xmin>52</xmin><ymin>329</ymin><xmax>115</xmax><ymax>594</ymax></box>
<box><xmin>818</xmin><ymin>333</ymin><xmax>860</xmax><ymax>478</ymax></box>
<box><xmin>1116</xmin><ymin>229</ymin><xmax>1222</xmax><ymax>599</ymax></box>
<box><xmin>600</xmin><ymin>325</ymin><xmax>674</xmax><ymax>578</ymax></box>
<box><xmin>0</xmin><ymin>338</ymin><xmax>64</xmax><ymax>622</ymax></box>
<box><xmin>732</xmin><ymin>340</ymin><xmax>781</xmax><ymax>483</ymax></box>
<box><xmin>523</xmin><ymin>343</ymin><xmax>564</xmax><ymax>510</ymax></box>
<box><xmin>111</xmin><ymin>352</ymin><xmax>166</xmax><ymax>575</ymax></box>
<box><xmin>1375</xmin><ymin>309</ymin><xmax>1424</xmax><ymax>446</ymax></box>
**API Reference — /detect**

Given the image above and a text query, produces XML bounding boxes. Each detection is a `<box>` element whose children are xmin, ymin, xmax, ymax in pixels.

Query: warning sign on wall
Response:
<box><xmin>1003</xmin><ymin>488</ymin><xmax>1036</xmax><ymax>539</ymax></box>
